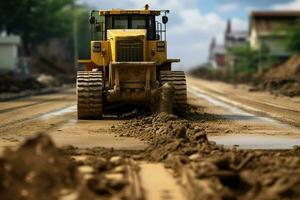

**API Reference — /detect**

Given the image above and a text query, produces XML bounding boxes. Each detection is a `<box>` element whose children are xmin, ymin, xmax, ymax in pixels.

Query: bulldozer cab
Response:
<box><xmin>89</xmin><ymin>7</ymin><xmax>168</xmax><ymax>42</ymax></box>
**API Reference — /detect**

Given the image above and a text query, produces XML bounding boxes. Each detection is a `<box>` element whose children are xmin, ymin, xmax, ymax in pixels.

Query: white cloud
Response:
<box><xmin>77</xmin><ymin>0</ymin><xmax>247</xmax><ymax>70</ymax></box>
<box><xmin>218</xmin><ymin>3</ymin><xmax>239</xmax><ymax>13</ymax></box>
<box><xmin>272</xmin><ymin>0</ymin><xmax>300</xmax><ymax>10</ymax></box>
<box><xmin>232</xmin><ymin>18</ymin><xmax>248</xmax><ymax>31</ymax></box>
<box><xmin>169</xmin><ymin>9</ymin><xmax>225</xmax><ymax>35</ymax></box>
<box><xmin>245</xmin><ymin>6</ymin><xmax>260</xmax><ymax>13</ymax></box>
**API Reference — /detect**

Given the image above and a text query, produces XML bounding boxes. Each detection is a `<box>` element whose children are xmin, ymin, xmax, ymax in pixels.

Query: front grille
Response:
<box><xmin>116</xmin><ymin>39</ymin><xmax>144</xmax><ymax>62</ymax></box>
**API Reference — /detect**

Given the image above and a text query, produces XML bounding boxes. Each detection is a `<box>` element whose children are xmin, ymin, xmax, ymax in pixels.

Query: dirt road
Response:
<box><xmin>0</xmin><ymin>77</ymin><xmax>300</xmax><ymax>199</ymax></box>
<box><xmin>187</xmin><ymin>76</ymin><xmax>300</xmax><ymax>149</ymax></box>
<box><xmin>0</xmin><ymin>89</ymin><xmax>146</xmax><ymax>152</ymax></box>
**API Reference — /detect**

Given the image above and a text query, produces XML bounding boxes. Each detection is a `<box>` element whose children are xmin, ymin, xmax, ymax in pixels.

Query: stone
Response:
<box><xmin>174</xmin><ymin>126</ymin><xmax>187</xmax><ymax>139</ymax></box>
<box><xmin>189</xmin><ymin>153</ymin><xmax>201</xmax><ymax>161</ymax></box>
<box><xmin>109</xmin><ymin>156</ymin><xmax>124</xmax><ymax>166</ymax></box>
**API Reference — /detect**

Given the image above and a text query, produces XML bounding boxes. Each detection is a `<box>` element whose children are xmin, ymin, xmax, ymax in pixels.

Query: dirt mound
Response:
<box><xmin>253</xmin><ymin>55</ymin><xmax>300</xmax><ymax>97</ymax></box>
<box><xmin>257</xmin><ymin>78</ymin><xmax>300</xmax><ymax>97</ymax></box>
<box><xmin>37</xmin><ymin>74</ymin><xmax>61</xmax><ymax>87</ymax></box>
<box><xmin>0</xmin><ymin>134</ymin><xmax>136</xmax><ymax>200</ymax></box>
<box><xmin>0</xmin><ymin>73</ymin><xmax>45</xmax><ymax>93</ymax></box>
<box><xmin>0</xmin><ymin>134</ymin><xmax>79</xmax><ymax>200</ymax></box>
<box><xmin>113</xmin><ymin>113</ymin><xmax>211</xmax><ymax>161</ymax></box>
<box><xmin>266</xmin><ymin>55</ymin><xmax>300</xmax><ymax>79</ymax></box>
<box><xmin>190</xmin><ymin>55</ymin><xmax>300</xmax><ymax>98</ymax></box>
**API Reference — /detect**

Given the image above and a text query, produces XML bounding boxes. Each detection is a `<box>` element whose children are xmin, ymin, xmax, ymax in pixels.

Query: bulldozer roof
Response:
<box><xmin>99</xmin><ymin>9</ymin><xmax>161</xmax><ymax>16</ymax></box>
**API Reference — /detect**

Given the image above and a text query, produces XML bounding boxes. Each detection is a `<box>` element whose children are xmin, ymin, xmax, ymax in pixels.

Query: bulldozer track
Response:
<box><xmin>77</xmin><ymin>71</ymin><xmax>103</xmax><ymax>119</ymax></box>
<box><xmin>160</xmin><ymin>71</ymin><xmax>187</xmax><ymax>115</ymax></box>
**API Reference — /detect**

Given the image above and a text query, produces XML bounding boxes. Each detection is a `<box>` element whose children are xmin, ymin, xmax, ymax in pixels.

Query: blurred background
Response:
<box><xmin>0</xmin><ymin>0</ymin><xmax>299</xmax><ymax>97</ymax></box>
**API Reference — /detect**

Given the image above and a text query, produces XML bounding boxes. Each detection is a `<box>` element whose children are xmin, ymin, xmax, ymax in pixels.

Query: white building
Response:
<box><xmin>0</xmin><ymin>35</ymin><xmax>21</xmax><ymax>72</ymax></box>
<box><xmin>209</xmin><ymin>37</ymin><xmax>226</xmax><ymax>69</ymax></box>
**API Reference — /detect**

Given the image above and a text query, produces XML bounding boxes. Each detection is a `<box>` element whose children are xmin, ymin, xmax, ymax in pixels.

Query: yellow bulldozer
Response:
<box><xmin>77</xmin><ymin>5</ymin><xmax>187</xmax><ymax>119</ymax></box>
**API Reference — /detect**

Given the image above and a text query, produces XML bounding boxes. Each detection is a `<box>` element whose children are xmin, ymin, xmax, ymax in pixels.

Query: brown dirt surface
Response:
<box><xmin>0</xmin><ymin>134</ymin><xmax>79</xmax><ymax>200</ymax></box>
<box><xmin>1</xmin><ymin>103</ymin><xmax>300</xmax><ymax>199</ymax></box>
<box><xmin>112</xmin><ymin>112</ymin><xmax>300</xmax><ymax>200</ymax></box>
<box><xmin>0</xmin><ymin>134</ymin><xmax>139</xmax><ymax>200</ymax></box>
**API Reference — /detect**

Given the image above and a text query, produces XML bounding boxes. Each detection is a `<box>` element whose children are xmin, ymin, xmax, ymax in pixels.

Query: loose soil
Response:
<box><xmin>1</xmin><ymin>109</ymin><xmax>300</xmax><ymax>199</ymax></box>
<box><xmin>112</xmin><ymin>111</ymin><xmax>300</xmax><ymax>200</ymax></box>
<box><xmin>0</xmin><ymin>134</ymin><xmax>140</xmax><ymax>200</ymax></box>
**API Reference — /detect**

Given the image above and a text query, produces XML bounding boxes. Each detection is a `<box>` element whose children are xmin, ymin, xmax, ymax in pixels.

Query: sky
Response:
<box><xmin>78</xmin><ymin>0</ymin><xmax>300</xmax><ymax>70</ymax></box>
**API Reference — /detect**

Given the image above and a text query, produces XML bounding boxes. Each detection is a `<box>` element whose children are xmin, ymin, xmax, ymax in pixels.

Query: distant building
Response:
<box><xmin>249</xmin><ymin>11</ymin><xmax>300</xmax><ymax>58</ymax></box>
<box><xmin>225</xmin><ymin>20</ymin><xmax>248</xmax><ymax>50</ymax></box>
<box><xmin>0</xmin><ymin>35</ymin><xmax>21</xmax><ymax>72</ymax></box>
<box><xmin>209</xmin><ymin>37</ymin><xmax>226</xmax><ymax>69</ymax></box>
<box><xmin>224</xmin><ymin>20</ymin><xmax>248</xmax><ymax>69</ymax></box>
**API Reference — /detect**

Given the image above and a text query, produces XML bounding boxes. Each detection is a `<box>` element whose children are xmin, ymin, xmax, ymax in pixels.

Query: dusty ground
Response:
<box><xmin>0</xmin><ymin>76</ymin><xmax>300</xmax><ymax>199</ymax></box>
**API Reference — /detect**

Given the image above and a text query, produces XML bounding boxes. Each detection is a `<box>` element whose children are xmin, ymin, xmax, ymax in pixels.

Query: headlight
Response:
<box><xmin>157</xmin><ymin>41</ymin><xmax>166</xmax><ymax>52</ymax></box>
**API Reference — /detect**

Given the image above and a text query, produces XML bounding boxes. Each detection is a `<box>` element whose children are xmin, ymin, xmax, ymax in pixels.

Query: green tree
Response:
<box><xmin>75</xmin><ymin>7</ymin><xmax>91</xmax><ymax>59</ymax></box>
<box><xmin>0</xmin><ymin>0</ymin><xmax>75</xmax><ymax>56</ymax></box>
<box><xmin>229</xmin><ymin>44</ymin><xmax>259</xmax><ymax>74</ymax></box>
<box><xmin>285</xmin><ymin>19</ymin><xmax>300</xmax><ymax>54</ymax></box>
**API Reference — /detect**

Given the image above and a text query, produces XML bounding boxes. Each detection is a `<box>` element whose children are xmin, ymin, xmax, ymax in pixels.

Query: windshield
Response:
<box><xmin>114</xmin><ymin>16</ymin><xmax>128</xmax><ymax>29</ymax></box>
<box><xmin>105</xmin><ymin>15</ymin><xmax>156</xmax><ymax>40</ymax></box>
<box><xmin>132</xmin><ymin>16</ymin><xmax>146</xmax><ymax>29</ymax></box>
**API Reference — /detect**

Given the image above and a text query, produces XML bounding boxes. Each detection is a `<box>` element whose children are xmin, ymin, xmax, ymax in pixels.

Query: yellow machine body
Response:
<box><xmin>76</xmin><ymin>6</ymin><xmax>186</xmax><ymax>119</ymax></box>
<box><xmin>81</xmin><ymin>31</ymin><xmax>168</xmax><ymax>69</ymax></box>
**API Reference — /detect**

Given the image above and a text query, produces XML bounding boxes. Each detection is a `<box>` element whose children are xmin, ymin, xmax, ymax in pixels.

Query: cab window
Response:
<box><xmin>132</xmin><ymin>16</ymin><xmax>146</xmax><ymax>29</ymax></box>
<box><xmin>105</xmin><ymin>15</ymin><xmax>156</xmax><ymax>40</ymax></box>
<box><xmin>113</xmin><ymin>16</ymin><xmax>128</xmax><ymax>29</ymax></box>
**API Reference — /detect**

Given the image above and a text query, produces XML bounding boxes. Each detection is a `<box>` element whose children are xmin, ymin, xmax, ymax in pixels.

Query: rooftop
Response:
<box><xmin>212</xmin><ymin>45</ymin><xmax>226</xmax><ymax>55</ymax></box>
<box><xmin>0</xmin><ymin>35</ymin><xmax>21</xmax><ymax>45</ymax></box>
<box><xmin>251</xmin><ymin>11</ymin><xmax>300</xmax><ymax>18</ymax></box>
<box><xmin>250</xmin><ymin>11</ymin><xmax>300</xmax><ymax>34</ymax></box>
<box><xmin>227</xmin><ymin>31</ymin><xmax>248</xmax><ymax>40</ymax></box>
<box><xmin>99</xmin><ymin>5</ymin><xmax>162</xmax><ymax>16</ymax></box>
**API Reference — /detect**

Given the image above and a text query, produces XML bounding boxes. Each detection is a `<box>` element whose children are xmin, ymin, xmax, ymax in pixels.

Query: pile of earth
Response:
<box><xmin>190</xmin><ymin>55</ymin><xmax>300</xmax><ymax>97</ymax></box>
<box><xmin>265</xmin><ymin>55</ymin><xmax>300</xmax><ymax>79</ymax></box>
<box><xmin>0</xmin><ymin>134</ymin><xmax>136</xmax><ymax>200</ymax></box>
<box><xmin>253</xmin><ymin>55</ymin><xmax>300</xmax><ymax>97</ymax></box>
<box><xmin>0</xmin><ymin>73</ymin><xmax>45</xmax><ymax>93</ymax></box>
<box><xmin>0</xmin><ymin>134</ymin><xmax>79</xmax><ymax>200</ymax></box>
<box><xmin>112</xmin><ymin>112</ymin><xmax>300</xmax><ymax>200</ymax></box>
<box><xmin>0</xmin><ymin>73</ymin><xmax>65</xmax><ymax>95</ymax></box>
<box><xmin>112</xmin><ymin>112</ymin><xmax>209</xmax><ymax>161</ymax></box>
<box><xmin>253</xmin><ymin>78</ymin><xmax>300</xmax><ymax>97</ymax></box>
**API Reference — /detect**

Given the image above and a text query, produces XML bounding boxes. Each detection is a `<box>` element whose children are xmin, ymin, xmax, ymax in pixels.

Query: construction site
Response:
<box><xmin>0</xmin><ymin>1</ymin><xmax>300</xmax><ymax>200</ymax></box>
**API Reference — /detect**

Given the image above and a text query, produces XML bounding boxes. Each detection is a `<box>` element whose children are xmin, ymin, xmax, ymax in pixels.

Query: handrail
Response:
<box><xmin>156</xmin><ymin>21</ymin><xmax>166</xmax><ymax>41</ymax></box>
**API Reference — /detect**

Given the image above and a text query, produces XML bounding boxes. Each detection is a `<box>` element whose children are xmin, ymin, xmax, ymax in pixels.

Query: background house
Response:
<box><xmin>209</xmin><ymin>37</ymin><xmax>226</xmax><ymax>69</ymax></box>
<box><xmin>249</xmin><ymin>11</ymin><xmax>300</xmax><ymax>59</ymax></box>
<box><xmin>0</xmin><ymin>34</ymin><xmax>21</xmax><ymax>73</ymax></box>
<box><xmin>225</xmin><ymin>20</ymin><xmax>248</xmax><ymax>50</ymax></box>
<box><xmin>224</xmin><ymin>20</ymin><xmax>248</xmax><ymax>72</ymax></box>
